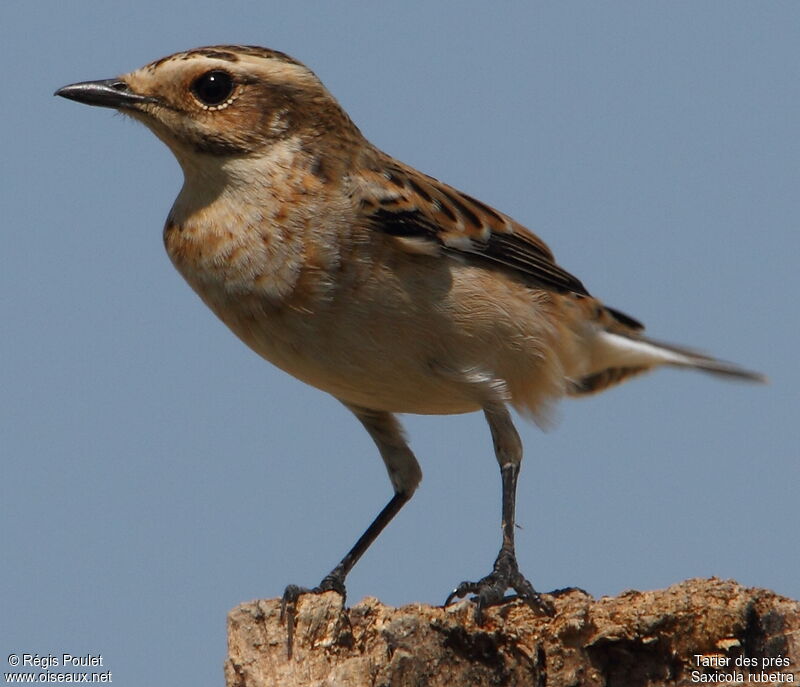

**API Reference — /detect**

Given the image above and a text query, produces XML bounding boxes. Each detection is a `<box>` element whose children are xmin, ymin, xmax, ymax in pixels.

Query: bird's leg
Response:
<box><xmin>280</xmin><ymin>492</ymin><xmax>410</xmax><ymax>655</ymax></box>
<box><xmin>281</xmin><ymin>404</ymin><xmax>421</xmax><ymax>657</ymax></box>
<box><xmin>445</xmin><ymin>403</ymin><xmax>554</xmax><ymax>623</ymax></box>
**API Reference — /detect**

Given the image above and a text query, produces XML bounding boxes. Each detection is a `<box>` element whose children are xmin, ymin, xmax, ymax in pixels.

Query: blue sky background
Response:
<box><xmin>2</xmin><ymin>2</ymin><xmax>798</xmax><ymax>685</ymax></box>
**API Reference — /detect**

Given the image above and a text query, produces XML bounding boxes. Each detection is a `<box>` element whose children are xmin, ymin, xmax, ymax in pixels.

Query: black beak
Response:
<box><xmin>55</xmin><ymin>79</ymin><xmax>157</xmax><ymax>109</ymax></box>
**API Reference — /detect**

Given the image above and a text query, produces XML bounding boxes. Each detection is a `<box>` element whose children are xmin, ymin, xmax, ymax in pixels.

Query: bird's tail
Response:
<box><xmin>569</xmin><ymin>330</ymin><xmax>766</xmax><ymax>396</ymax></box>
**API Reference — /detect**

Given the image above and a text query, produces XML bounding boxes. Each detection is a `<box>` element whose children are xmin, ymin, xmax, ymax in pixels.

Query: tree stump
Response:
<box><xmin>226</xmin><ymin>578</ymin><xmax>799</xmax><ymax>686</ymax></box>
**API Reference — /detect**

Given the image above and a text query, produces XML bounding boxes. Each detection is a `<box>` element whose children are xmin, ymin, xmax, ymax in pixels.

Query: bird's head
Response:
<box><xmin>56</xmin><ymin>45</ymin><xmax>361</xmax><ymax>171</ymax></box>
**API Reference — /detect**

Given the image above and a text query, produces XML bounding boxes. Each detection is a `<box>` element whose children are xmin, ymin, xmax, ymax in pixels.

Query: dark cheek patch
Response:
<box><xmin>185</xmin><ymin>105</ymin><xmax>265</xmax><ymax>155</ymax></box>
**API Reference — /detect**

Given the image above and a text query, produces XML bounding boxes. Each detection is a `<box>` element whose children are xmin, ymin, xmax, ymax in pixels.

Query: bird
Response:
<box><xmin>56</xmin><ymin>44</ymin><xmax>764</xmax><ymax>640</ymax></box>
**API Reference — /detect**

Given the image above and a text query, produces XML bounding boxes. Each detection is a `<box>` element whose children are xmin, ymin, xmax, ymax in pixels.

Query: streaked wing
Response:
<box><xmin>356</xmin><ymin>159</ymin><xmax>591</xmax><ymax>296</ymax></box>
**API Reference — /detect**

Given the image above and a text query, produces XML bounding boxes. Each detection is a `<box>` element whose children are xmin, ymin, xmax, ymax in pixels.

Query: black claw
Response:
<box><xmin>280</xmin><ymin>577</ymin><xmax>347</xmax><ymax>659</ymax></box>
<box><xmin>444</xmin><ymin>586</ymin><xmax>463</xmax><ymax>607</ymax></box>
<box><xmin>280</xmin><ymin>584</ymin><xmax>310</xmax><ymax>659</ymax></box>
<box><xmin>444</xmin><ymin>580</ymin><xmax>479</xmax><ymax>608</ymax></box>
<box><xmin>444</xmin><ymin>551</ymin><xmax>553</xmax><ymax>622</ymax></box>
<box><xmin>317</xmin><ymin>574</ymin><xmax>347</xmax><ymax>600</ymax></box>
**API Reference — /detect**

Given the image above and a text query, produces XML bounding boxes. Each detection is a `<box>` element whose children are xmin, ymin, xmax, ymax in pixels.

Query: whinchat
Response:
<box><xmin>57</xmin><ymin>45</ymin><xmax>764</xmax><ymax>635</ymax></box>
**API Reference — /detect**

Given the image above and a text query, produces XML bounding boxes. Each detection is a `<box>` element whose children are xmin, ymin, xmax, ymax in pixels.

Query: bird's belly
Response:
<box><xmin>214</xmin><ymin>297</ymin><xmax>485</xmax><ymax>415</ymax></box>
<box><xmin>174</xmin><ymin>241</ymin><xmax>570</xmax><ymax>419</ymax></box>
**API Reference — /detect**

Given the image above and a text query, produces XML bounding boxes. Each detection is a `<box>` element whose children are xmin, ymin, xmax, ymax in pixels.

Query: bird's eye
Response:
<box><xmin>190</xmin><ymin>70</ymin><xmax>234</xmax><ymax>106</ymax></box>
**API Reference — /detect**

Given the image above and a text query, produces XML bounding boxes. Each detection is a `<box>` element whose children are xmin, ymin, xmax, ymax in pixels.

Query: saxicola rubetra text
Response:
<box><xmin>57</xmin><ymin>45</ymin><xmax>764</xmax><ymax>636</ymax></box>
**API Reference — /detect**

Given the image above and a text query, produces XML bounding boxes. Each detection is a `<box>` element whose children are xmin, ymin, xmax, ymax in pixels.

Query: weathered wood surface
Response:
<box><xmin>226</xmin><ymin>578</ymin><xmax>799</xmax><ymax>686</ymax></box>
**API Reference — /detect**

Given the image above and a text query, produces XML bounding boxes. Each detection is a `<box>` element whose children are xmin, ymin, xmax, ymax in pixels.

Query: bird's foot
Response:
<box><xmin>280</xmin><ymin>573</ymin><xmax>346</xmax><ymax>658</ymax></box>
<box><xmin>444</xmin><ymin>549</ymin><xmax>554</xmax><ymax>623</ymax></box>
